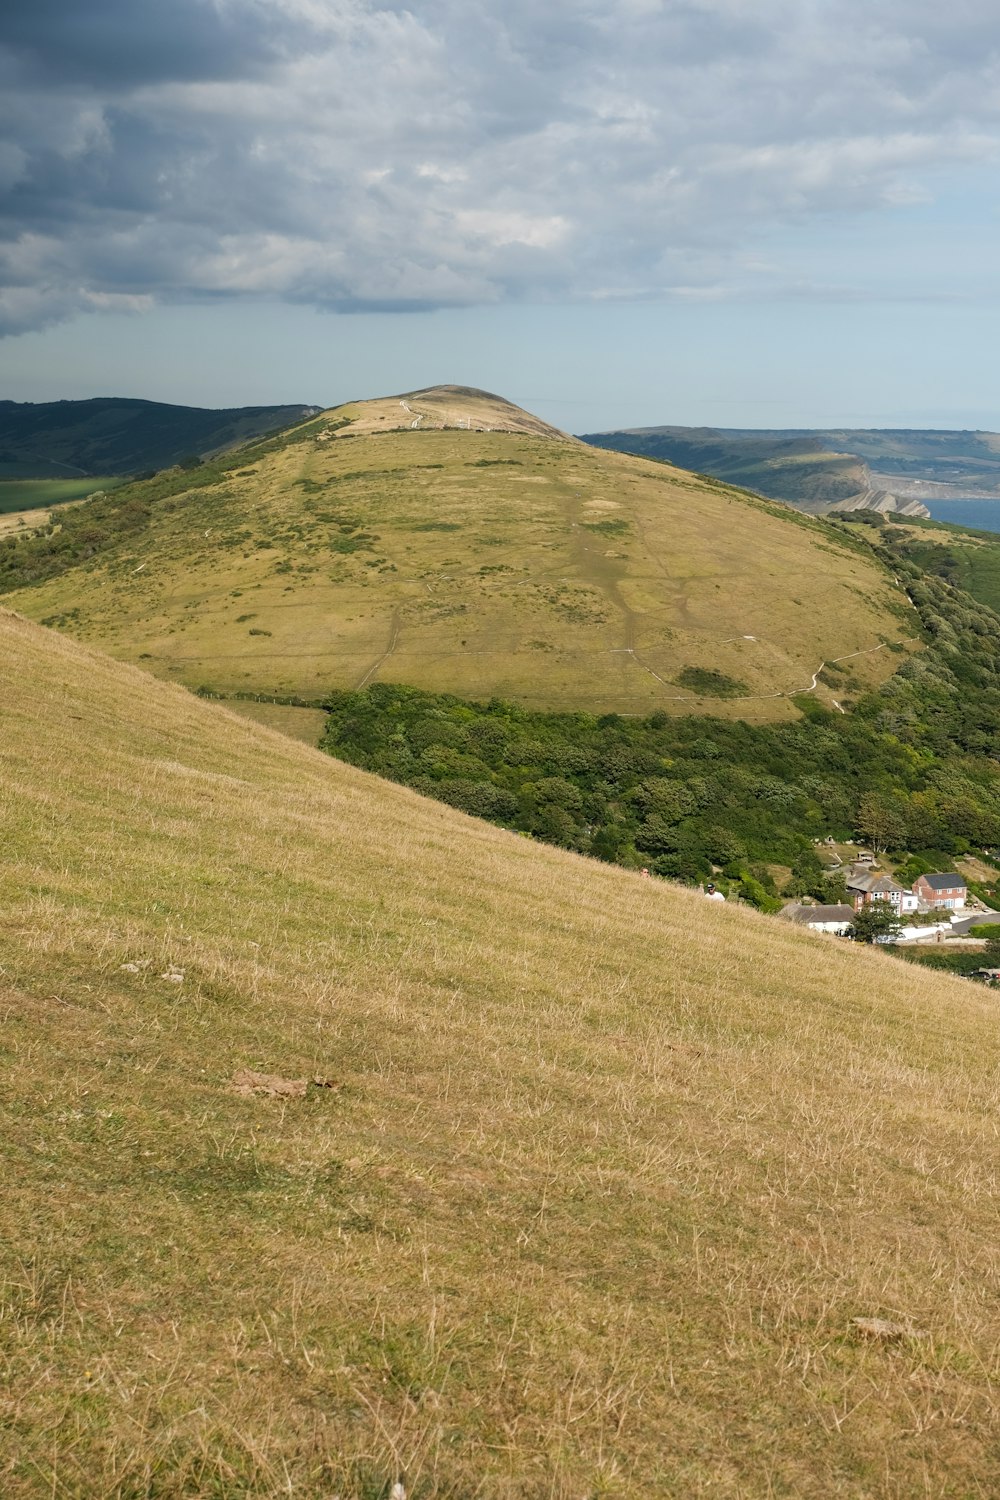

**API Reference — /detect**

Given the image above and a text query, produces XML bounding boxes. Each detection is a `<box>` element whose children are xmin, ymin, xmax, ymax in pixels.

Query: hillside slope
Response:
<box><xmin>0</xmin><ymin>396</ymin><xmax>318</xmax><ymax>479</ymax></box>
<box><xmin>1</xmin><ymin>610</ymin><xmax>998</xmax><ymax>1497</ymax></box>
<box><xmin>0</xmin><ymin>388</ymin><xmax>917</xmax><ymax>720</ymax></box>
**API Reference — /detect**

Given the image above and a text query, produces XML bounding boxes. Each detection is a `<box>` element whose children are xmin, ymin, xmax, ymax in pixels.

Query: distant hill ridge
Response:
<box><xmin>0</xmin><ymin>395</ymin><xmax>320</xmax><ymax>478</ymax></box>
<box><xmin>577</xmin><ymin>424</ymin><xmax>1000</xmax><ymax>516</ymax></box>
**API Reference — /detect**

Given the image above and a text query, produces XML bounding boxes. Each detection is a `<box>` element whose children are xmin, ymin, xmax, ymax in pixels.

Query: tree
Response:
<box><xmin>737</xmin><ymin>874</ymin><xmax>783</xmax><ymax>914</ymax></box>
<box><xmin>849</xmin><ymin>898</ymin><xmax>903</xmax><ymax>945</ymax></box>
<box><xmin>855</xmin><ymin>793</ymin><xmax>906</xmax><ymax>854</ymax></box>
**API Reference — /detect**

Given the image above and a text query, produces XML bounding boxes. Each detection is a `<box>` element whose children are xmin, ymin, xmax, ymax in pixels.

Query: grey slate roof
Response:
<box><xmin>785</xmin><ymin>904</ymin><xmax>855</xmax><ymax>925</ymax></box>
<box><xmin>919</xmin><ymin>873</ymin><xmax>967</xmax><ymax>890</ymax></box>
<box><xmin>847</xmin><ymin>873</ymin><xmax>905</xmax><ymax>895</ymax></box>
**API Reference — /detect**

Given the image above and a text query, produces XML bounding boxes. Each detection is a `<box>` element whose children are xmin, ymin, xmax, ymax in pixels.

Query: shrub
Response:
<box><xmin>676</xmin><ymin>667</ymin><xmax>749</xmax><ymax>698</ymax></box>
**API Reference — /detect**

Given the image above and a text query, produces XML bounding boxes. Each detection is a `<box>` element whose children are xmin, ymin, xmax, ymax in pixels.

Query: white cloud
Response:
<box><xmin>1</xmin><ymin>0</ymin><xmax>999</xmax><ymax>333</ymax></box>
<box><xmin>452</xmin><ymin>211</ymin><xmax>571</xmax><ymax>250</ymax></box>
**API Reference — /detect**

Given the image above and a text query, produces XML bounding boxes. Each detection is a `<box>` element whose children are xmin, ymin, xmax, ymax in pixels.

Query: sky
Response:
<box><xmin>1</xmin><ymin>0</ymin><xmax>999</xmax><ymax>431</ymax></box>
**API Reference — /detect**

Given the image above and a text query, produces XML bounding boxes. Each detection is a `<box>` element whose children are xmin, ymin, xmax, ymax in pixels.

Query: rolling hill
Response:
<box><xmin>581</xmin><ymin>425</ymin><xmax>1000</xmax><ymax>515</ymax></box>
<box><xmin>0</xmin><ymin>386</ymin><xmax>918</xmax><ymax>721</ymax></box>
<box><xmin>579</xmin><ymin>425</ymin><xmax>875</xmax><ymax>510</ymax></box>
<box><xmin>0</xmin><ymin>395</ymin><xmax>318</xmax><ymax>480</ymax></box>
<box><xmin>2</xmin><ymin>607</ymin><xmax>999</xmax><ymax>1496</ymax></box>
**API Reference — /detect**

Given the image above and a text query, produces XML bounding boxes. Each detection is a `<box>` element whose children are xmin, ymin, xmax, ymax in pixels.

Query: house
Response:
<box><xmin>845</xmin><ymin>872</ymin><xmax>919</xmax><ymax>915</ymax></box>
<box><xmin>912</xmin><ymin>873</ymin><xmax>967</xmax><ymax>911</ymax></box>
<box><xmin>781</xmin><ymin>903</ymin><xmax>855</xmax><ymax>935</ymax></box>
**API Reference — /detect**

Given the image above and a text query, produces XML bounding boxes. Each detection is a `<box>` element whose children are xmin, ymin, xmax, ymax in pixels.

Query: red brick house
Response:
<box><xmin>912</xmin><ymin>873</ymin><xmax>967</xmax><ymax>910</ymax></box>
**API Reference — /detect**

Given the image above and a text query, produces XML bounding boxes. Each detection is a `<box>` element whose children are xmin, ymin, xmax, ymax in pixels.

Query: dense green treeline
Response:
<box><xmin>321</xmin><ymin>554</ymin><xmax>1000</xmax><ymax>901</ymax></box>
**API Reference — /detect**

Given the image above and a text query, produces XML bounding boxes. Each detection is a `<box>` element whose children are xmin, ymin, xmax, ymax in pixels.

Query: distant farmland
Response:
<box><xmin>0</xmin><ymin>476</ymin><xmax>125</xmax><ymax>515</ymax></box>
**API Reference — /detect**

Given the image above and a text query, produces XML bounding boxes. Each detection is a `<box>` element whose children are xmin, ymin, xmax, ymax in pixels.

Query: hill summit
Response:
<box><xmin>1</xmin><ymin>386</ymin><xmax>917</xmax><ymax>718</ymax></box>
<box><xmin>330</xmin><ymin>384</ymin><xmax>568</xmax><ymax>439</ymax></box>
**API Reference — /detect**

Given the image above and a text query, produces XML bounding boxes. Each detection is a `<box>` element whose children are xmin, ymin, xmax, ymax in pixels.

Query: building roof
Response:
<box><xmin>785</xmin><ymin>904</ymin><xmax>855</xmax><ymax>925</ymax></box>
<box><xmin>918</xmin><ymin>873</ymin><xmax>967</xmax><ymax>891</ymax></box>
<box><xmin>847</xmin><ymin>873</ymin><xmax>905</xmax><ymax>895</ymax></box>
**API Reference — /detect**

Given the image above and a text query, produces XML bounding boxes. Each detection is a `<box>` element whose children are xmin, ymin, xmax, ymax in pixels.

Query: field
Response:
<box><xmin>0</xmin><ymin>508</ymin><xmax>54</xmax><ymax>542</ymax></box>
<box><xmin>2</xmin><ymin>608</ymin><xmax>999</xmax><ymax>1496</ymax></box>
<box><xmin>1</xmin><ymin>389</ymin><xmax>917</xmax><ymax>721</ymax></box>
<box><xmin>886</xmin><ymin>516</ymin><xmax>1000</xmax><ymax>613</ymax></box>
<box><xmin>0</xmin><ymin>476</ymin><xmax>124</xmax><ymax>514</ymax></box>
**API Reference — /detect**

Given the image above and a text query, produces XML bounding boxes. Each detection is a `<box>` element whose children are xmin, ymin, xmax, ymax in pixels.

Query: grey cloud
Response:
<box><xmin>1</xmin><ymin>0</ymin><xmax>999</xmax><ymax>334</ymax></box>
<box><xmin>1</xmin><ymin>0</ymin><xmax>302</xmax><ymax>86</ymax></box>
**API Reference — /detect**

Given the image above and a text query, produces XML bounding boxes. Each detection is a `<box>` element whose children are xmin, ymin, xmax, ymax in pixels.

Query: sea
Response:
<box><xmin>924</xmin><ymin>499</ymin><xmax>1000</xmax><ymax>535</ymax></box>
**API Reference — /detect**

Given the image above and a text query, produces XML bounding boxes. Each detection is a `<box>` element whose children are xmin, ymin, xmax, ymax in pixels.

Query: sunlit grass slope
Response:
<box><xmin>2</xmin><ymin>389</ymin><xmax>916</xmax><ymax>720</ymax></box>
<box><xmin>1</xmin><ymin>609</ymin><xmax>998</xmax><ymax>1497</ymax></box>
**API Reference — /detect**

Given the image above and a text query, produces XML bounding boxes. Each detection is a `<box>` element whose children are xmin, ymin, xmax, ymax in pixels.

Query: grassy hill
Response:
<box><xmin>0</xmin><ymin>387</ymin><xmax>917</xmax><ymax>721</ymax></box>
<box><xmin>0</xmin><ymin>396</ymin><xmax>318</xmax><ymax>481</ymax></box>
<box><xmin>1</xmin><ymin>609</ymin><xmax>999</xmax><ymax>1496</ymax></box>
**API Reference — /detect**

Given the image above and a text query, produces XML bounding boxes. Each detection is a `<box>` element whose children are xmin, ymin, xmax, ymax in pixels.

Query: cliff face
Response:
<box><xmin>828</xmin><ymin>486</ymin><xmax>930</xmax><ymax>519</ymax></box>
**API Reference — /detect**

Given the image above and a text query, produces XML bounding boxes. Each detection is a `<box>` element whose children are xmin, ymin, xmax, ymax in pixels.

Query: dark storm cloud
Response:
<box><xmin>1</xmin><ymin>0</ymin><xmax>300</xmax><ymax>86</ymax></box>
<box><xmin>1</xmin><ymin>0</ymin><xmax>999</xmax><ymax>334</ymax></box>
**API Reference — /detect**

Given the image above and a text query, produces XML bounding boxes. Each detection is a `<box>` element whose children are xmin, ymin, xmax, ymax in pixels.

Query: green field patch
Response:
<box><xmin>581</xmin><ymin>517</ymin><xmax>630</xmax><ymax>536</ymax></box>
<box><xmin>0</xmin><ymin>477</ymin><xmax>125</xmax><ymax>515</ymax></box>
<box><xmin>330</xmin><ymin>532</ymin><xmax>378</xmax><ymax>554</ymax></box>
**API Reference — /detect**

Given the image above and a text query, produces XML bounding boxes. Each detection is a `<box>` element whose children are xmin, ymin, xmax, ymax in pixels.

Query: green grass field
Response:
<box><xmin>1</xmin><ymin>390</ymin><xmax>918</xmax><ymax>721</ymax></box>
<box><xmin>1</xmin><ymin>607</ymin><xmax>998</xmax><ymax>1496</ymax></box>
<box><xmin>887</xmin><ymin>515</ymin><xmax>1000</xmax><ymax>613</ymax></box>
<box><xmin>0</xmin><ymin>476</ymin><xmax>124</xmax><ymax>514</ymax></box>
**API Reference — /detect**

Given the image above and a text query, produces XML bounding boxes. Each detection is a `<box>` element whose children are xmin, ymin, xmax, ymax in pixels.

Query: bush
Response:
<box><xmin>676</xmin><ymin>666</ymin><xmax>749</xmax><ymax>698</ymax></box>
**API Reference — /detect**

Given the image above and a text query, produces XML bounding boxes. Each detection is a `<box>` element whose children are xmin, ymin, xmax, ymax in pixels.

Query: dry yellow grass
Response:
<box><xmin>0</xmin><ymin>506</ymin><xmax>53</xmax><ymax>540</ymax></box>
<box><xmin>2</xmin><ymin>390</ymin><xmax>917</xmax><ymax>720</ymax></box>
<box><xmin>221</xmin><ymin>699</ymin><xmax>328</xmax><ymax>745</ymax></box>
<box><xmin>327</xmin><ymin>385</ymin><xmax>568</xmax><ymax>440</ymax></box>
<box><xmin>2</xmin><ymin>611</ymin><xmax>998</xmax><ymax>1497</ymax></box>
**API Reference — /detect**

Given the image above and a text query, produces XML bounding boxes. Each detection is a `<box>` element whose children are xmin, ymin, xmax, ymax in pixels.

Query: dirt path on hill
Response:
<box><xmin>560</xmin><ymin>484</ymin><xmax>638</xmax><ymax>648</ymax></box>
<box><xmin>356</xmin><ymin>608</ymin><xmax>401</xmax><ymax>689</ymax></box>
